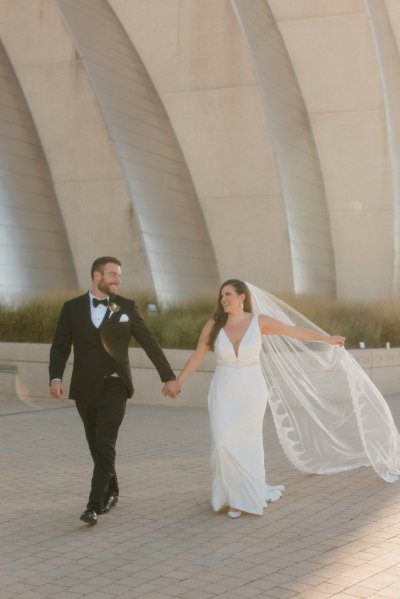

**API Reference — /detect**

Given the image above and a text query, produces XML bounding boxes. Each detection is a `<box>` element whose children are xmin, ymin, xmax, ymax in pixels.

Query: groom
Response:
<box><xmin>49</xmin><ymin>256</ymin><xmax>180</xmax><ymax>525</ymax></box>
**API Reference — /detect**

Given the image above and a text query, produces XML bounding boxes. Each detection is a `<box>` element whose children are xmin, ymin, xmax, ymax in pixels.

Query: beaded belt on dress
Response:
<box><xmin>216</xmin><ymin>360</ymin><xmax>259</xmax><ymax>368</ymax></box>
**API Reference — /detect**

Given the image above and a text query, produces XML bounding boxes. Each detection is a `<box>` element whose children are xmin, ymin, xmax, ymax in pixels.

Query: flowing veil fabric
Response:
<box><xmin>247</xmin><ymin>282</ymin><xmax>400</xmax><ymax>482</ymax></box>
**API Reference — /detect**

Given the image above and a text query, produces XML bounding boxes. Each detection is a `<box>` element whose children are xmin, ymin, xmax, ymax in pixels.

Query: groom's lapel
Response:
<box><xmin>77</xmin><ymin>293</ymin><xmax>97</xmax><ymax>332</ymax></box>
<box><xmin>100</xmin><ymin>296</ymin><xmax>121</xmax><ymax>328</ymax></box>
<box><xmin>100</xmin><ymin>306</ymin><xmax>112</xmax><ymax>326</ymax></box>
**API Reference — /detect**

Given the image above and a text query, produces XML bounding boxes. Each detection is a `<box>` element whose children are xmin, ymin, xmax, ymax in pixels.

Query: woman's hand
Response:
<box><xmin>162</xmin><ymin>380</ymin><xmax>181</xmax><ymax>398</ymax></box>
<box><xmin>327</xmin><ymin>335</ymin><xmax>345</xmax><ymax>346</ymax></box>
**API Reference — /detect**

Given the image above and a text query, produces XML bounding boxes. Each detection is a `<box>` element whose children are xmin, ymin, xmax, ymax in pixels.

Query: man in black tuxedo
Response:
<box><xmin>49</xmin><ymin>256</ymin><xmax>180</xmax><ymax>525</ymax></box>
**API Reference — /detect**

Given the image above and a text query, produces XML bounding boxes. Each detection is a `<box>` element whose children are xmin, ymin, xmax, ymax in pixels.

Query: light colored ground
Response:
<box><xmin>1</xmin><ymin>396</ymin><xmax>400</xmax><ymax>598</ymax></box>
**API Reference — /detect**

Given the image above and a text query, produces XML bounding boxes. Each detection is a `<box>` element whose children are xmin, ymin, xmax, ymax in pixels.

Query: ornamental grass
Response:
<box><xmin>0</xmin><ymin>291</ymin><xmax>399</xmax><ymax>349</ymax></box>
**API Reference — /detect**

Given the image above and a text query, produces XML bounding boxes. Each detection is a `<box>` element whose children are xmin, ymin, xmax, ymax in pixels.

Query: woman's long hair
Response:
<box><xmin>208</xmin><ymin>279</ymin><xmax>253</xmax><ymax>350</ymax></box>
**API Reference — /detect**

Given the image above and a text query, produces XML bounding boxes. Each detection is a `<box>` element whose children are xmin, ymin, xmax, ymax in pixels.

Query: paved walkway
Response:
<box><xmin>1</xmin><ymin>395</ymin><xmax>400</xmax><ymax>599</ymax></box>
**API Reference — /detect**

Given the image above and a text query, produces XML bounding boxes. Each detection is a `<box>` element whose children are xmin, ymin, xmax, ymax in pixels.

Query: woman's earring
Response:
<box><xmin>241</xmin><ymin>302</ymin><xmax>244</xmax><ymax>309</ymax></box>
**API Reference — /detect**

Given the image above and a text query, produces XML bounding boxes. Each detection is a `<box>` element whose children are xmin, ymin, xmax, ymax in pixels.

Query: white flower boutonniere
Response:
<box><xmin>110</xmin><ymin>302</ymin><xmax>121</xmax><ymax>314</ymax></box>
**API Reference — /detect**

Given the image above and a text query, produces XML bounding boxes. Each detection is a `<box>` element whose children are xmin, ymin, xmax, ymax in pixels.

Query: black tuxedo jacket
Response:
<box><xmin>49</xmin><ymin>293</ymin><xmax>175</xmax><ymax>400</ymax></box>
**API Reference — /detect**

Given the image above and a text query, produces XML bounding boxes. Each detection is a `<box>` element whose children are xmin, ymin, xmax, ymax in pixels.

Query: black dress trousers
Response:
<box><xmin>75</xmin><ymin>377</ymin><xmax>129</xmax><ymax>511</ymax></box>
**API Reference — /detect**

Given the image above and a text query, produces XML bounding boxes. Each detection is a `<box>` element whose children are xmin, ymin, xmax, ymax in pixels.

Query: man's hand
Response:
<box><xmin>50</xmin><ymin>380</ymin><xmax>65</xmax><ymax>401</ymax></box>
<box><xmin>162</xmin><ymin>380</ymin><xmax>181</xmax><ymax>399</ymax></box>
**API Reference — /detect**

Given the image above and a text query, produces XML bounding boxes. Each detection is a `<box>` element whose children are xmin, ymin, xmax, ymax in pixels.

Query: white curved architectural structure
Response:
<box><xmin>0</xmin><ymin>0</ymin><xmax>398</xmax><ymax>302</ymax></box>
<box><xmin>0</xmin><ymin>40</ymin><xmax>77</xmax><ymax>298</ymax></box>
<box><xmin>232</xmin><ymin>0</ymin><xmax>336</xmax><ymax>296</ymax></box>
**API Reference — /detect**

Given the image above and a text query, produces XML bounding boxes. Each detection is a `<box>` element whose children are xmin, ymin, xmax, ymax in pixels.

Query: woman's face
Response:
<box><xmin>220</xmin><ymin>285</ymin><xmax>245</xmax><ymax>313</ymax></box>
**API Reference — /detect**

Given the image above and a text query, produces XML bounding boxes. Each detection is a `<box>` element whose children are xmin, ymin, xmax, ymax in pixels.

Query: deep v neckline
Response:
<box><xmin>222</xmin><ymin>314</ymin><xmax>255</xmax><ymax>358</ymax></box>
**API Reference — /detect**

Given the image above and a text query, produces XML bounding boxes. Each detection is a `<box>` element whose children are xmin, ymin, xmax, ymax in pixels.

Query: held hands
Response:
<box><xmin>50</xmin><ymin>380</ymin><xmax>65</xmax><ymax>401</ymax></box>
<box><xmin>162</xmin><ymin>379</ymin><xmax>181</xmax><ymax>399</ymax></box>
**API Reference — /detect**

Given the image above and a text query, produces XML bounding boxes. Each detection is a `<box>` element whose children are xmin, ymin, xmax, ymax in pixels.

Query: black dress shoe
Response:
<box><xmin>98</xmin><ymin>493</ymin><xmax>119</xmax><ymax>515</ymax></box>
<box><xmin>80</xmin><ymin>509</ymin><xmax>98</xmax><ymax>525</ymax></box>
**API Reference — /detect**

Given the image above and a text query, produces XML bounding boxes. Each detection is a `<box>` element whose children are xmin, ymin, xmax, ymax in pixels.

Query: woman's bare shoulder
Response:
<box><xmin>202</xmin><ymin>319</ymin><xmax>215</xmax><ymax>332</ymax></box>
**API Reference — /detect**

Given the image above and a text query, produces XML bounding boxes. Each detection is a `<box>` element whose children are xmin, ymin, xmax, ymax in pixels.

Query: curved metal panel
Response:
<box><xmin>56</xmin><ymin>0</ymin><xmax>219</xmax><ymax>304</ymax></box>
<box><xmin>231</xmin><ymin>0</ymin><xmax>336</xmax><ymax>296</ymax></box>
<box><xmin>365</xmin><ymin>0</ymin><xmax>400</xmax><ymax>296</ymax></box>
<box><xmin>0</xmin><ymin>41</ymin><xmax>77</xmax><ymax>301</ymax></box>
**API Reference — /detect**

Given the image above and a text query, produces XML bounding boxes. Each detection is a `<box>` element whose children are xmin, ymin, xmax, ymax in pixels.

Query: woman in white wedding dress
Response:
<box><xmin>167</xmin><ymin>279</ymin><xmax>345</xmax><ymax>518</ymax></box>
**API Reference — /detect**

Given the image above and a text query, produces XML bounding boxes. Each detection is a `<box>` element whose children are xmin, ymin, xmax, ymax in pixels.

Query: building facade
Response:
<box><xmin>0</xmin><ymin>0</ymin><xmax>398</xmax><ymax>302</ymax></box>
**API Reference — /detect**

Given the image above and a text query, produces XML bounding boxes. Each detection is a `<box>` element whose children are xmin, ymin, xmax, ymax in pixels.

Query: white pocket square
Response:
<box><xmin>119</xmin><ymin>314</ymin><xmax>129</xmax><ymax>322</ymax></box>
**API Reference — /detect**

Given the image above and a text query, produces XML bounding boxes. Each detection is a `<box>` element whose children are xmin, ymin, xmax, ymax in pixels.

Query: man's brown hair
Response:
<box><xmin>90</xmin><ymin>256</ymin><xmax>121</xmax><ymax>279</ymax></box>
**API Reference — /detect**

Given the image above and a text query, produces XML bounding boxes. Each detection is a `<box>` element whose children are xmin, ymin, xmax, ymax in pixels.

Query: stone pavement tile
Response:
<box><xmin>196</xmin><ymin>581</ymin><xmax>250</xmax><ymax>596</ymax></box>
<box><xmin>280</xmin><ymin>579</ymin><xmax>315</xmax><ymax>594</ymax></box>
<box><xmin>316</xmin><ymin>561</ymin><xmax>354</xmax><ymax>576</ymax></box>
<box><xmin>295</xmin><ymin>591</ymin><xmax>333</xmax><ymax>599</ymax></box>
<box><xmin>333</xmin><ymin>575</ymin><xmax>372</xmax><ymax>589</ymax></box>
<box><xmin>311</xmin><ymin>551</ymin><xmax>357</xmax><ymax>566</ymax></box>
<box><xmin>369</xmin><ymin>554</ymin><xmax>400</xmax><ymax>568</ymax></box>
<box><xmin>314</xmin><ymin>581</ymin><xmax>351</xmax><ymax>594</ymax></box>
<box><xmin>113</xmin><ymin>575</ymin><xmax>150</xmax><ymax>588</ymax></box>
<box><xmin>156</xmin><ymin>582</ymin><xmax>195</xmax><ymax>597</ymax></box>
<box><xmin>2</xmin><ymin>401</ymin><xmax>400</xmax><ymax>599</ymax></box>
<box><xmin>188</xmin><ymin>570</ymin><xmax>231</xmax><ymax>584</ymax></box>
<box><xmin>277</xmin><ymin>563</ymin><xmax>326</xmax><ymax>578</ymax></box>
<box><xmin>147</xmin><ymin>575</ymin><xmax>190</xmax><ymax>590</ymax></box>
<box><xmin>129</xmin><ymin>582</ymin><xmax>164</xmax><ymax>594</ymax></box>
<box><xmin>1</xmin><ymin>583</ymin><xmax>35</xmax><ymax>595</ymax></box>
<box><xmin>178</xmin><ymin>576</ymin><xmax>223</xmax><ymax>590</ymax></box>
<box><xmin>207</xmin><ymin>594</ymin><xmax>248</xmax><ymax>599</ymax></box>
<box><xmin>209</xmin><ymin>576</ymin><xmax>261</xmax><ymax>592</ymax></box>
<box><xmin>362</xmin><ymin>573</ymin><xmax>400</xmax><ymax>590</ymax></box>
<box><xmin>222</xmin><ymin>583</ymin><xmax>266</xmax><ymax>598</ymax></box>
<box><xmin>118</xmin><ymin>591</ymin><xmax>152</xmax><ymax>599</ymax></box>
<box><xmin>340</xmin><ymin>564</ymin><xmax>389</xmax><ymax>584</ymax></box>
<box><xmin>298</xmin><ymin>574</ymin><xmax>329</xmax><ymax>587</ymax></box>
<box><xmin>375</xmin><ymin>585</ymin><xmax>400</xmax><ymax>599</ymax></box>
<box><xmin>176</xmin><ymin>591</ymin><xmax>215</xmax><ymax>599</ymax></box>
<box><xmin>155</xmin><ymin>569</ymin><xmax>193</xmax><ymax>581</ymax></box>
<box><xmin>256</xmin><ymin>588</ymin><xmax>297</xmax><ymax>599</ymax></box>
<box><xmin>111</xmin><ymin>592</ymin><xmax>143</xmax><ymax>599</ymax></box>
<box><xmin>50</xmin><ymin>594</ymin><xmax>83</xmax><ymax>599</ymax></box>
<box><xmin>343</xmin><ymin>586</ymin><xmax>381</xmax><ymax>598</ymax></box>
<box><xmin>247</xmin><ymin>578</ymin><xmax>289</xmax><ymax>593</ymax></box>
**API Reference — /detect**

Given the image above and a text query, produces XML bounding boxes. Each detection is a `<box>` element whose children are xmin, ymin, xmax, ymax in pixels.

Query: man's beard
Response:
<box><xmin>98</xmin><ymin>278</ymin><xmax>116</xmax><ymax>297</ymax></box>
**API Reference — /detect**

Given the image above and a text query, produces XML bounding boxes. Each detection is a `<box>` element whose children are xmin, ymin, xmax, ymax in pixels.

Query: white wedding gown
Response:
<box><xmin>208</xmin><ymin>314</ymin><xmax>284</xmax><ymax>515</ymax></box>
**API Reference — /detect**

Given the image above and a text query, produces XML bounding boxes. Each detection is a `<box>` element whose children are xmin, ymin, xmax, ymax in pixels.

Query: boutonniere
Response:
<box><xmin>110</xmin><ymin>302</ymin><xmax>121</xmax><ymax>314</ymax></box>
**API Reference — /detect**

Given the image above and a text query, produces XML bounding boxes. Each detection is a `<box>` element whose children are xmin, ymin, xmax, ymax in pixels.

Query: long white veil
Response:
<box><xmin>247</xmin><ymin>282</ymin><xmax>400</xmax><ymax>482</ymax></box>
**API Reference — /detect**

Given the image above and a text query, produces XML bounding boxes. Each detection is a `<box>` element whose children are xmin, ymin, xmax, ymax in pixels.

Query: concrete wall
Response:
<box><xmin>0</xmin><ymin>343</ymin><xmax>398</xmax><ymax>409</ymax></box>
<box><xmin>0</xmin><ymin>1</ymin><xmax>400</xmax><ymax>301</ymax></box>
<box><xmin>0</xmin><ymin>0</ymin><xmax>149</xmax><ymax>293</ymax></box>
<box><xmin>269</xmin><ymin>0</ymin><xmax>393</xmax><ymax>299</ymax></box>
<box><xmin>111</xmin><ymin>0</ymin><xmax>293</xmax><ymax>293</ymax></box>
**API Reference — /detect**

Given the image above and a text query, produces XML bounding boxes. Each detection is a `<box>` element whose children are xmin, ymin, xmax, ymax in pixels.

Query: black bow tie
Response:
<box><xmin>92</xmin><ymin>297</ymin><xmax>109</xmax><ymax>308</ymax></box>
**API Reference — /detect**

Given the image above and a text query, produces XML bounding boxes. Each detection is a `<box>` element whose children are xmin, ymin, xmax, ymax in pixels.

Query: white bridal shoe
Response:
<box><xmin>227</xmin><ymin>509</ymin><xmax>242</xmax><ymax>519</ymax></box>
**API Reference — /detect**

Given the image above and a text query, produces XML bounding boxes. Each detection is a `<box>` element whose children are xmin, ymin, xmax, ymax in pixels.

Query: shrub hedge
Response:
<box><xmin>0</xmin><ymin>292</ymin><xmax>399</xmax><ymax>349</ymax></box>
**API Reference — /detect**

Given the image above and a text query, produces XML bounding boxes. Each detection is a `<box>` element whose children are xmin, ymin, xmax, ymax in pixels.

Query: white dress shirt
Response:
<box><xmin>89</xmin><ymin>291</ymin><xmax>109</xmax><ymax>328</ymax></box>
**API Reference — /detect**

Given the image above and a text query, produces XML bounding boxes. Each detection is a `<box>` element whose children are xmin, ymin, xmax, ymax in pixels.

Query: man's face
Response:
<box><xmin>95</xmin><ymin>263</ymin><xmax>121</xmax><ymax>296</ymax></box>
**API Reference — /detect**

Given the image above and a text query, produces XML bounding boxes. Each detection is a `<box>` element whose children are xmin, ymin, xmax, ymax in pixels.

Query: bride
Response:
<box><xmin>163</xmin><ymin>279</ymin><xmax>400</xmax><ymax>518</ymax></box>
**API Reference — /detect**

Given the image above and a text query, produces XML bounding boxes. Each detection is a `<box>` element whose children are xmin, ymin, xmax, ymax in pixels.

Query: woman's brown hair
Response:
<box><xmin>208</xmin><ymin>279</ymin><xmax>253</xmax><ymax>350</ymax></box>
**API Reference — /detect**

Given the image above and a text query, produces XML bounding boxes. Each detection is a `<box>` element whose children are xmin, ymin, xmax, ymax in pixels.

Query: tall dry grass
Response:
<box><xmin>280</xmin><ymin>294</ymin><xmax>400</xmax><ymax>349</ymax></box>
<box><xmin>0</xmin><ymin>291</ymin><xmax>399</xmax><ymax>349</ymax></box>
